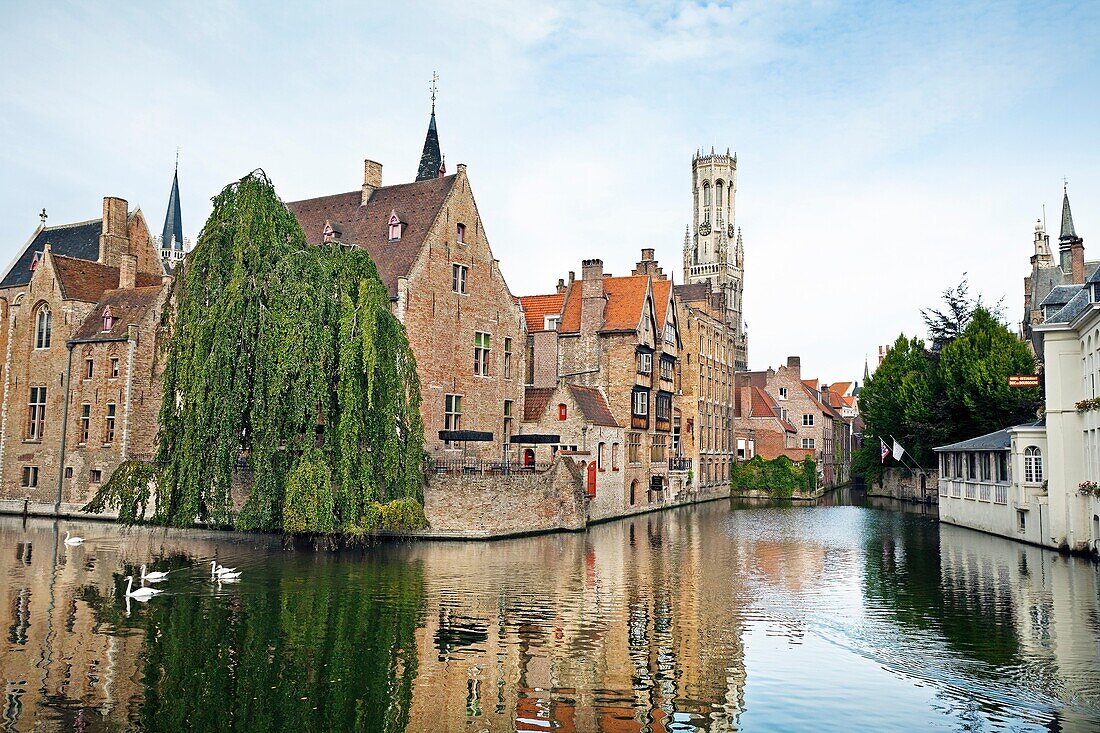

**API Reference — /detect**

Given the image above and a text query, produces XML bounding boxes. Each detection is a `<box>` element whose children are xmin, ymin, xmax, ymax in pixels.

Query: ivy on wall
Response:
<box><xmin>730</xmin><ymin>455</ymin><xmax>817</xmax><ymax>498</ymax></box>
<box><xmin>89</xmin><ymin>171</ymin><xmax>426</xmax><ymax>533</ymax></box>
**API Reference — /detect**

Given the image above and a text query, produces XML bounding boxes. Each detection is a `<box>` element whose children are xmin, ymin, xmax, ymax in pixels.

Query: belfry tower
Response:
<box><xmin>683</xmin><ymin>148</ymin><xmax>747</xmax><ymax>367</ymax></box>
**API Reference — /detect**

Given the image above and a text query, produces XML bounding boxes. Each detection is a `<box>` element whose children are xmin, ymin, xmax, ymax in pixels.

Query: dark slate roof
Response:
<box><xmin>1</xmin><ymin>218</ymin><xmax>101</xmax><ymax>289</ymax></box>
<box><xmin>72</xmin><ymin>286</ymin><xmax>163</xmax><ymax>340</ymax></box>
<box><xmin>415</xmin><ymin>110</ymin><xmax>443</xmax><ymax>182</ymax></box>
<box><xmin>1087</xmin><ymin>265</ymin><xmax>1100</xmax><ymax>285</ymax></box>
<box><xmin>162</xmin><ymin>168</ymin><xmax>184</xmax><ymax>251</ymax></box>
<box><xmin>1048</xmin><ymin>287</ymin><xmax>1091</xmax><ymax>324</ymax></box>
<box><xmin>674</xmin><ymin>282</ymin><xmax>710</xmax><ymax>303</ymax></box>
<box><xmin>52</xmin><ymin>254</ymin><xmax>163</xmax><ymax>304</ymax></box>
<box><xmin>935</xmin><ymin>428</ymin><xmax>1011</xmax><ymax>452</ymax></box>
<box><xmin>567</xmin><ymin>385</ymin><xmax>619</xmax><ymax>427</ymax></box>
<box><xmin>1060</xmin><ymin>188</ymin><xmax>1079</xmax><ymax>241</ymax></box>
<box><xmin>286</xmin><ymin>175</ymin><xmax>457</xmax><ymax>298</ymax></box>
<box><xmin>523</xmin><ymin>387</ymin><xmax>555</xmax><ymax>421</ymax></box>
<box><xmin>1040</xmin><ymin>284</ymin><xmax>1081</xmax><ymax>307</ymax></box>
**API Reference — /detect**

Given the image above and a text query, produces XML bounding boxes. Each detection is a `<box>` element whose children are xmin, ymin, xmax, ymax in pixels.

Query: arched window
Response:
<box><xmin>558</xmin><ymin>403</ymin><xmax>567</xmax><ymax>421</ymax></box>
<box><xmin>456</xmin><ymin>223</ymin><xmax>466</xmax><ymax>243</ymax></box>
<box><xmin>702</xmin><ymin>182</ymin><xmax>711</xmax><ymax>210</ymax></box>
<box><xmin>523</xmin><ymin>448</ymin><xmax>535</xmax><ymax>468</ymax></box>
<box><xmin>388</xmin><ymin>212</ymin><xmax>402</xmax><ymax>240</ymax></box>
<box><xmin>629</xmin><ymin>479</ymin><xmax>638</xmax><ymax>505</ymax></box>
<box><xmin>715</xmin><ymin>179</ymin><xmax>723</xmax><ymax>208</ymax></box>
<box><xmin>101</xmin><ymin>305</ymin><xmax>115</xmax><ymax>332</ymax></box>
<box><xmin>597</xmin><ymin>442</ymin><xmax>606</xmax><ymax>471</ymax></box>
<box><xmin>34</xmin><ymin>305</ymin><xmax>51</xmax><ymax>349</ymax></box>
<box><xmin>1024</xmin><ymin>446</ymin><xmax>1043</xmax><ymax>483</ymax></box>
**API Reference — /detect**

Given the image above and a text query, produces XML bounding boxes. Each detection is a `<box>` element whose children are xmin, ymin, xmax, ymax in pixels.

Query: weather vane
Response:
<box><xmin>1063</xmin><ymin>176</ymin><xmax>1069</xmax><ymax>193</ymax></box>
<box><xmin>430</xmin><ymin>71</ymin><xmax>438</xmax><ymax>111</ymax></box>
<box><xmin>39</xmin><ymin>208</ymin><xmax>47</xmax><ymax>225</ymax></box>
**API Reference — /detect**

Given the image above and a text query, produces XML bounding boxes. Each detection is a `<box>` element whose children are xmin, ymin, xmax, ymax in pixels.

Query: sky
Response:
<box><xmin>1</xmin><ymin>1</ymin><xmax>1098</xmax><ymax>382</ymax></box>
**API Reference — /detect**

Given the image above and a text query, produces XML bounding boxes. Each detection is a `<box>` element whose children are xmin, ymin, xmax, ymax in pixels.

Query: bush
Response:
<box><xmin>730</xmin><ymin>455</ymin><xmax>817</xmax><ymax>498</ymax></box>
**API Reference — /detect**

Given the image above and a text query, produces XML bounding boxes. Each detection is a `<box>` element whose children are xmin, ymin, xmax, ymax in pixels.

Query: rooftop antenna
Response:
<box><xmin>430</xmin><ymin>71</ymin><xmax>438</xmax><ymax>113</ymax></box>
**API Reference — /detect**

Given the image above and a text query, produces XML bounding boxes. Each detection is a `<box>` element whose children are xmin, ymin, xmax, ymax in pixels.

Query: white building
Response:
<box><xmin>935</xmin><ymin>422</ymin><xmax>1050</xmax><ymax>546</ymax></box>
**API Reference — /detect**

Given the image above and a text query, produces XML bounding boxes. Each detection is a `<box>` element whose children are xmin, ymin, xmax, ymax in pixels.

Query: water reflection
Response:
<box><xmin>2</xmin><ymin>495</ymin><xmax>1099</xmax><ymax>732</ymax></box>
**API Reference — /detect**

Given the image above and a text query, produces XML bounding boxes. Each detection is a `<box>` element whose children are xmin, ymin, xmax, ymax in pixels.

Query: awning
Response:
<box><xmin>510</xmin><ymin>434</ymin><xmax>560</xmax><ymax>444</ymax></box>
<box><xmin>438</xmin><ymin>430</ymin><xmax>494</xmax><ymax>442</ymax></box>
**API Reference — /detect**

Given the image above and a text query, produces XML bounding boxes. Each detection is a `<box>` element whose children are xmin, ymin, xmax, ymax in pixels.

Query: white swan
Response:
<box><xmin>210</xmin><ymin>561</ymin><xmax>240</xmax><ymax>579</ymax></box>
<box><xmin>124</xmin><ymin>576</ymin><xmax>162</xmax><ymax>600</ymax></box>
<box><xmin>140</xmin><ymin>565</ymin><xmax>170</xmax><ymax>582</ymax></box>
<box><xmin>63</xmin><ymin>531</ymin><xmax>84</xmax><ymax>546</ymax></box>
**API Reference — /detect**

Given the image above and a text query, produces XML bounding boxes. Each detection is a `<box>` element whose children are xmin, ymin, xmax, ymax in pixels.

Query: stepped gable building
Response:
<box><xmin>1022</xmin><ymin>185</ymin><xmax>1093</xmax><ymax>358</ymax></box>
<box><xmin>521</xmin><ymin>256</ymin><xmax>693</xmax><ymax>515</ymax></box>
<box><xmin>0</xmin><ymin>196</ymin><xmax>170</xmax><ymax>511</ymax></box>
<box><xmin>287</xmin><ymin>104</ymin><xmax>525</xmax><ymax>459</ymax></box>
<box><xmin>682</xmin><ymin>148</ymin><xmax>747</xmax><ymax>370</ymax></box>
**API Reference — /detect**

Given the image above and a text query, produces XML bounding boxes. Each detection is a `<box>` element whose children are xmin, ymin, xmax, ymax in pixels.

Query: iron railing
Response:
<box><xmin>425</xmin><ymin>458</ymin><xmax>553</xmax><ymax>475</ymax></box>
<box><xmin>668</xmin><ymin>457</ymin><xmax>692</xmax><ymax>472</ymax></box>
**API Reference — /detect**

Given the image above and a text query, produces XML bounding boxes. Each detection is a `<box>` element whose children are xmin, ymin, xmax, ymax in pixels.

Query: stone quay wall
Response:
<box><xmin>423</xmin><ymin>457</ymin><xmax>588</xmax><ymax>538</ymax></box>
<box><xmin>867</xmin><ymin>468</ymin><xmax>939</xmax><ymax>504</ymax></box>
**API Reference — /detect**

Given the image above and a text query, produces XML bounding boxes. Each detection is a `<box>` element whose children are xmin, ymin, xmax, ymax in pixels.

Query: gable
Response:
<box><xmin>286</xmin><ymin>175</ymin><xmax>458</xmax><ymax>298</ymax></box>
<box><xmin>1</xmin><ymin>218</ymin><xmax>101</xmax><ymax>290</ymax></box>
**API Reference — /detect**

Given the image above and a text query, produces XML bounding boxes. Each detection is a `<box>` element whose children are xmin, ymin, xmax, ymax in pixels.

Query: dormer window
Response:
<box><xmin>388</xmin><ymin>212</ymin><xmax>402</xmax><ymax>241</ymax></box>
<box><xmin>457</xmin><ymin>223</ymin><xmax>466</xmax><ymax>243</ymax></box>
<box><xmin>101</xmin><ymin>306</ymin><xmax>114</xmax><ymax>332</ymax></box>
<box><xmin>544</xmin><ymin>315</ymin><xmax>560</xmax><ymax>331</ymax></box>
<box><xmin>1093</xmin><ymin>283</ymin><xmax>1100</xmax><ymax>303</ymax></box>
<box><xmin>322</xmin><ymin>221</ymin><xmax>336</xmax><ymax>243</ymax></box>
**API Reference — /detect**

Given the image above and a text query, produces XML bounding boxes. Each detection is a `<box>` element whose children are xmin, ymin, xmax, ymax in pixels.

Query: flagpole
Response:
<box><xmin>889</xmin><ymin>435</ymin><xmax>927</xmax><ymax>474</ymax></box>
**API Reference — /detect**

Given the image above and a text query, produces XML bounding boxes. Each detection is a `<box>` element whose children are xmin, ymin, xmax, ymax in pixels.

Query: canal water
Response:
<box><xmin>2</xmin><ymin>492</ymin><xmax>1099</xmax><ymax>732</ymax></box>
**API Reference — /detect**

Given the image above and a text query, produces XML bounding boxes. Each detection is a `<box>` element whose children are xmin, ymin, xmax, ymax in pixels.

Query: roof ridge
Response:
<box><xmin>43</xmin><ymin>216</ymin><xmax>102</xmax><ymax>231</ymax></box>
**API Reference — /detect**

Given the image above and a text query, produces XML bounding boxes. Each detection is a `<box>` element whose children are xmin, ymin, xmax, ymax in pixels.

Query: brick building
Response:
<box><xmin>735</xmin><ymin>357</ymin><xmax>852</xmax><ymax>488</ymax></box>
<box><xmin>733</xmin><ymin>385</ymin><xmax>801</xmax><ymax>461</ymax></box>
<box><xmin>521</xmin><ymin>257</ymin><xmax>685</xmax><ymax>509</ymax></box>
<box><xmin>0</xmin><ymin>197</ymin><xmax>169</xmax><ymax>510</ymax></box>
<box><xmin>287</xmin><ymin>105</ymin><xmax>526</xmax><ymax>460</ymax></box>
<box><xmin>675</xmin><ymin>277</ymin><xmax>739</xmax><ymax>489</ymax></box>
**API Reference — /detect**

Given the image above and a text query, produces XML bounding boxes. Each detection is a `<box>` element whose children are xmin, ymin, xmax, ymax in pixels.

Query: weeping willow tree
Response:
<box><xmin>153</xmin><ymin>171</ymin><xmax>425</xmax><ymax>532</ymax></box>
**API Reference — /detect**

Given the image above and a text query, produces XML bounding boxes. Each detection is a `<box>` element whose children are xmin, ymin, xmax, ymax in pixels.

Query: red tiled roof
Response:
<box><xmin>559</xmin><ymin>275</ymin><xmax>652</xmax><ymax>333</ymax></box>
<box><xmin>652</xmin><ymin>279</ymin><xmax>672</xmax><ymax>330</ymax></box>
<box><xmin>519</xmin><ymin>293</ymin><xmax>564</xmax><ymax>333</ymax></box>
<box><xmin>801</xmin><ymin>382</ymin><xmax>843</xmax><ymax>420</ymax></box>
<box><xmin>829</xmin><ymin>381</ymin><xmax>852</xmax><ymax>397</ymax></box>
<box><xmin>72</xmin><ymin>286</ymin><xmax>163</xmax><ymax>340</ymax></box>
<box><xmin>748</xmin><ymin>387</ymin><xmax>796</xmax><ymax>433</ymax></box>
<box><xmin>523</xmin><ymin>387</ymin><xmax>555</xmax><ymax>422</ymax></box>
<box><xmin>286</xmin><ymin>175</ymin><xmax>457</xmax><ymax>298</ymax></box>
<box><xmin>802</xmin><ymin>378</ymin><xmax>819</xmax><ymax>390</ymax></box>
<box><xmin>568</xmin><ymin>385</ymin><xmax>619</xmax><ymax>427</ymax></box>
<box><xmin>52</xmin><ymin>254</ymin><xmax>162</xmax><ymax>304</ymax></box>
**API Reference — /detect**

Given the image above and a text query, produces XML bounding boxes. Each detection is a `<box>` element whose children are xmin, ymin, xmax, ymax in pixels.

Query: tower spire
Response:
<box><xmin>1060</xmin><ymin>179</ymin><xmax>1079</xmax><ymax>241</ymax></box>
<box><xmin>416</xmin><ymin>72</ymin><xmax>443</xmax><ymax>181</ymax></box>
<box><xmin>162</xmin><ymin>158</ymin><xmax>183</xmax><ymax>252</ymax></box>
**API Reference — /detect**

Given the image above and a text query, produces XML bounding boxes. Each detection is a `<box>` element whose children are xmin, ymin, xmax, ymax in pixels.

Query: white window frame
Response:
<box><xmin>452</xmin><ymin>263</ymin><xmax>468</xmax><ymax>294</ymax></box>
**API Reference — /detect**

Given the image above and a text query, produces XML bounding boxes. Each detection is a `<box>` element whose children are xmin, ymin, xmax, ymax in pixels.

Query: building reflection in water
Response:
<box><xmin>2</xmin><ymin>496</ymin><xmax>1099</xmax><ymax>732</ymax></box>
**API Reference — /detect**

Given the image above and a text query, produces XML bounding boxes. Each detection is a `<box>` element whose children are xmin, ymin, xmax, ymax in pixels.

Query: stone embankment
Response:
<box><xmin>866</xmin><ymin>468</ymin><xmax>939</xmax><ymax>504</ymax></box>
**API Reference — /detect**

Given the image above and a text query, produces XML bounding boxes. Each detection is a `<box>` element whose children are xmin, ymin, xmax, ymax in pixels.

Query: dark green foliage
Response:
<box><xmin>82</xmin><ymin>460</ymin><xmax>156</xmax><ymax>524</ymax></box>
<box><xmin>730</xmin><ymin>455</ymin><xmax>817</xmax><ymax>498</ymax></box>
<box><xmin>155</xmin><ymin>171</ymin><xmax>425</xmax><ymax>532</ymax></box>
<box><xmin>859</xmin><ymin>306</ymin><xmax>1040</xmax><ymax>476</ymax></box>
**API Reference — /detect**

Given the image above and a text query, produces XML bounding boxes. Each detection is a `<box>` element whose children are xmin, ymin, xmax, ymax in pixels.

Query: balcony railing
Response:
<box><xmin>425</xmin><ymin>458</ymin><xmax>552</xmax><ymax>475</ymax></box>
<box><xmin>668</xmin><ymin>457</ymin><xmax>692</xmax><ymax>472</ymax></box>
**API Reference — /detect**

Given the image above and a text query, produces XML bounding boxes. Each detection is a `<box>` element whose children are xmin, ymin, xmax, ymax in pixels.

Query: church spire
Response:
<box><xmin>1060</xmin><ymin>181</ymin><xmax>1079</xmax><ymax>242</ymax></box>
<box><xmin>415</xmin><ymin>72</ymin><xmax>443</xmax><ymax>181</ymax></box>
<box><xmin>162</xmin><ymin>153</ymin><xmax>183</xmax><ymax>252</ymax></box>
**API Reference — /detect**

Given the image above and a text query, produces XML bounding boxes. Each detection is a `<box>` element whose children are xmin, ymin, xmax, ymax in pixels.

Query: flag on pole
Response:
<box><xmin>880</xmin><ymin>438</ymin><xmax>890</xmax><ymax>463</ymax></box>
<box><xmin>892</xmin><ymin>438</ymin><xmax>906</xmax><ymax>462</ymax></box>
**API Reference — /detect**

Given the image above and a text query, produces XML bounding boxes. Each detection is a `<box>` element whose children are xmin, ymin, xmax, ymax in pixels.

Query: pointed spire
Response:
<box><xmin>863</xmin><ymin>357</ymin><xmax>870</xmax><ymax>382</ymax></box>
<box><xmin>162</xmin><ymin>156</ymin><xmax>184</xmax><ymax>251</ymax></box>
<box><xmin>1060</xmin><ymin>180</ymin><xmax>1079</xmax><ymax>241</ymax></box>
<box><xmin>416</xmin><ymin>72</ymin><xmax>443</xmax><ymax>182</ymax></box>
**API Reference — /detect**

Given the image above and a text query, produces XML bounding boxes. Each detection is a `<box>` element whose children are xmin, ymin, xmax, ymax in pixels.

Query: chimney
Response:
<box><xmin>580</xmin><ymin>259</ymin><xmax>605</xmax><ymax>337</ymax></box>
<box><xmin>568</xmin><ymin>271</ymin><xmax>575</xmax><ymax>286</ymax></box>
<box><xmin>632</xmin><ymin>247</ymin><xmax>666</xmax><ymax>279</ymax></box>
<box><xmin>556</xmin><ymin>278</ymin><xmax>566</xmax><ymax>294</ymax></box>
<box><xmin>641</xmin><ymin>248</ymin><xmax>654</xmax><ymax>261</ymax></box>
<box><xmin>1071</xmin><ymin>241</ymin><xmax>1085</xmax><ymax>284</ymax></box>
<box><xmin>786</xmin><ymin>356</ymin><xmax>801</xmax><ymax>378</ymax></box>
<box><xmin>362</xmin><ymin>160</ymin><xmax>382</xmax><ymax>205</ymax></box>
<box><xmin>457</xmin><ymin>163</ymin><xmax>467</xmax><ymax>176</ymax></box>
<box><xmin>119</xmin><ymin>254</ymin><xmax>137</xmax><ymax>290</ymax></box>
<box><xmin>99</xmin><ymin>197</ymin><xmax>129</xmax><ymax>267</ymax></box>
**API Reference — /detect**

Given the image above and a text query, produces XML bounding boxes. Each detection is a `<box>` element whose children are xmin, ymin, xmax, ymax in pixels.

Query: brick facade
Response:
<box><xmin>0</xmin><ymin>199</ymin><xmax>169</xmax><ymax>509</ymax></box>
<box><xmin>288</xmin><ymin>163</ymin><xmax>526</xmax><ymax>460</ymax></box>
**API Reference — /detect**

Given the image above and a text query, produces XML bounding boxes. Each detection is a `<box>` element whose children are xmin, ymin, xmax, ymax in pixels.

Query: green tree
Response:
<box><xmin>152</xmin><ymin>171</ymin><xmax>425</xmax><ymax>532</ymax></box>
<box><xmin>938</xmin><ymin>307</ymin><xmax>1041</xmax><ymax>440</ymax></box>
